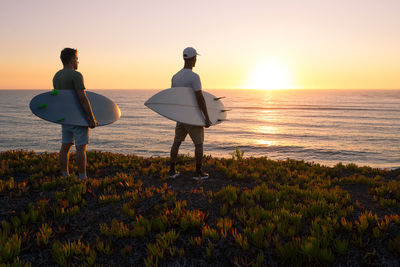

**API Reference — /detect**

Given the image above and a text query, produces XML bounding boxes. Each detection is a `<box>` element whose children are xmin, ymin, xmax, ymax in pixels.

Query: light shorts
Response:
<box><xmin>174</xmin><ymin>122</ymin><xmax>204</xmax><ymax>145</ymax></box>
<box><xmin>61</xmin><ymin>125</ymin><xmax>89</xmax><ymax>146</ymax></box>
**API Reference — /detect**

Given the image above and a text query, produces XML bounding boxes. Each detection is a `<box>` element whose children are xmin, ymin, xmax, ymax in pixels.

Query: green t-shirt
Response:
<box><xmin>52</xmin><ymin>69</ymin><xmax>85</xmax><ymax>91</ymax></box>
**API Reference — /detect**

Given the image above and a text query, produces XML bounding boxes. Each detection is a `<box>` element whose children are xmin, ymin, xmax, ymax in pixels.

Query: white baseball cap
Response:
<box><xmin>183</xmin><ymin>47</ymin><xmax>200</xmax><ymax>59</ymax></box>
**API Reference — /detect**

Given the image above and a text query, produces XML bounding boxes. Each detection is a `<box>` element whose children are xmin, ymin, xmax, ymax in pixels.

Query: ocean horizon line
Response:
<box><xmin>1</xmin><ymin>88</ymin><xmax>400</xmax><ymax>91</ymax></box>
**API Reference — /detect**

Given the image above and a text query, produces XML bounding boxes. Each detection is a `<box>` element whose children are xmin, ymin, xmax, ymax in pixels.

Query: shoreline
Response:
<box><xmin>5</xmin><ymin>148</ymin><xmax>400</xmax><ymax>171</ymax></box>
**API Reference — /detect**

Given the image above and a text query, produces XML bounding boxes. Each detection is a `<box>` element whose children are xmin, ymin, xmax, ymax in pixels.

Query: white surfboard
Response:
<box><xmin>29</xmin><ymin>89</ymin><xmax>121</xmax><ymax>126</ymax></box>
<box><xmin>144</xmin><ymin>87</ymin><xmax>227</xmax><ymax>126</ymax></box>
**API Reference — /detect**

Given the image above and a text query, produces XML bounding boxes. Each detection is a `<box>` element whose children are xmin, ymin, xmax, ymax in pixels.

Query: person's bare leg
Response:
<box><xmin>76</xmin><ymin>144</ymin><xmax>87</xmax><ymax>179</ymax></box>
<box><xmin>195</xmin><ymin>143</ymin><xmax>203</xmax><ymax>172</ymax></box>
<box><xmin>170</xmin><ymin>141</ymin><xmax>182</xmax><ymax>173</ymax></box>
<box><xmin>60</xmin><ymin>143</ymin><xmax>73</xmax><ymax>176</ymax></box>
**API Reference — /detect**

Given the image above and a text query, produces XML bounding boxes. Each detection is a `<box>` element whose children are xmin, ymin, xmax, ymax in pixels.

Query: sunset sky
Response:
<box><xmin>0</xmin><ymin>0</ymin><xmax>399</xmax><ymax>90</ymax></box>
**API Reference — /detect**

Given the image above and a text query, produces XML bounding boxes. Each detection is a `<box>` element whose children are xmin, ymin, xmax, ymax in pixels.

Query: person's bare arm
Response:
<box><xmin>76</xmin><ymin>90</ymin><xmax>98</xmax><ymax>128</ymax></box>
<box><xmin>195</xmin><ymin>91</ymin><xmax>211</xmax><ymax>128</ymax></box>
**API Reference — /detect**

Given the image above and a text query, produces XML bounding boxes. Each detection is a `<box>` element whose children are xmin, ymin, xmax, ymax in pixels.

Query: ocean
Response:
<box><xmin>1</xmin><ymin>89</ymin><xmax>399</xmax><ymax>169</ymax></box>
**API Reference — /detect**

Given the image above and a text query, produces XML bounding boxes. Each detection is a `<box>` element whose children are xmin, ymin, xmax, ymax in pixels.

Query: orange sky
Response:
<box><xmin>0</xmin><ymin>0</ymin><xmax>399</xmax><ymax>90</ymax></box>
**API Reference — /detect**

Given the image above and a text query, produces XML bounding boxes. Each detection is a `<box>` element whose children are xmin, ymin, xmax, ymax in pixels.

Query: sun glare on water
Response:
<box><xmin>246</xmin><ymin>61</ymin><xmax>296</xmax><ymax>90</ymax></box>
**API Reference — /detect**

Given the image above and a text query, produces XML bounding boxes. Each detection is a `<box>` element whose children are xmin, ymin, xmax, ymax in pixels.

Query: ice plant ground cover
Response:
<box><xmin>1</xmin><ymin>150</ymin><xmax>400</xmax><ymax>266</ymax></box>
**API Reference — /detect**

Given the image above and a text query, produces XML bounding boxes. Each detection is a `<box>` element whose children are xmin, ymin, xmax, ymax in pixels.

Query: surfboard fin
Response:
<box><xmin>57</xmin><ymin>117</ymin><xmax>65</xmax><ymax>122</ymax></box>
<box><xmin>214</xmin><ymin>97</ymin><xmax>225</xmax><ymax>101</ymax></box>
<box><xmin>51</xmin><ymin>89</ymin><xmax>59</xmax><ymax>96</ymax></box>
<box><xmin>39</xmin><ymin>104</ymin><xmax>48</xmax><ymax>109</ymax></box>
<box><xmin>220</xmin><ymin>109</ymin><xmax>231</xmax><ymax>112</ymax></box>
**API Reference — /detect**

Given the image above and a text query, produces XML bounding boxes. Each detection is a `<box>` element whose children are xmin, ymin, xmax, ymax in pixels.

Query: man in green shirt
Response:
<box><xmin>53</xmin><ymin>48</ymin><xmax>97</xmax><ymax>179</ymax></box>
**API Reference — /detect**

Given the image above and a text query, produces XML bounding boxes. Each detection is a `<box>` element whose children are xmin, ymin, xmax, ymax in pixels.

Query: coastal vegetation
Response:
<box><xmin>0</xmin><ymin>150</ymin><xmax>400</xmax><ymax>266</ymax></box>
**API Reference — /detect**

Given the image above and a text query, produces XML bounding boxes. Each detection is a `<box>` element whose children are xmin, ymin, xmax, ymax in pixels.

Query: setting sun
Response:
<box><xmin>246</xmin><ymin>61</ymin><xmax>296</xmax><ymax>90</ymax></box>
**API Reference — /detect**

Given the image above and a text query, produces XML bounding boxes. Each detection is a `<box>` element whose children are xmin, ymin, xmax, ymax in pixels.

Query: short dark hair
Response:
<box><xmin>60</xmin><ymin>48</ymin><xmax>77</xmax><ymax>65</ymax></box>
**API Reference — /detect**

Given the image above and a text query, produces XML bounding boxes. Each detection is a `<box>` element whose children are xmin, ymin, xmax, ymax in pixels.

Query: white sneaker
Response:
<box><xmin>193</xmin><ymin>172</ymin><xmax>209</xmax><ymax>180</ymax></box>
<box><xmin>169</xmin><ymin>170</ymin><xmax>180</xmax><ymax>179</ymax></box>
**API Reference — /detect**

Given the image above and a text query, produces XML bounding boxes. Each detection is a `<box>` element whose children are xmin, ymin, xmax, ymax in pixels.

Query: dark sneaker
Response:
<box><xmin>193</xmin><ymin>172</ymin><xmax>209</xmax><ymax>180</ymax></box>
<box><xmin>78</xmin><ymin>174</ymin><xmax>87</xmax><ymax>180</ymax></box>
<box><xmin>169</xmin><ymin>170</ymin><xmax>180</xmax><ymax>179</ymax></box>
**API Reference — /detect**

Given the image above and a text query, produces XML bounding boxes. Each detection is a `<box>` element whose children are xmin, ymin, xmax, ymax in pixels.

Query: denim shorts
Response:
<box><xmin>61</xmin><ymin>125</ymin><xmax>89</xmax><ymax>146</ymax></box>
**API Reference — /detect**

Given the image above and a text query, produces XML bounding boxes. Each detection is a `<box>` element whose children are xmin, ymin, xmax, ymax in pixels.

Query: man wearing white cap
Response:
<box><xmin>169</xmin><ymin>47</ymin><xmax>212</xmax><ymax>180</ymax></box>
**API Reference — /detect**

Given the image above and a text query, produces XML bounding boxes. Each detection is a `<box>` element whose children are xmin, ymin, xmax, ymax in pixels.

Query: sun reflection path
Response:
<box><xmin>253</xmin><ymin>125</ymin><xmax>278</xmax><ymax>134</ymax></box>
<box><xmin>251</xmin><ymin>125</ymin><xmax>279</xmax><ymax>146</ymax></box>
<box><xmin>255</xmin><ymin>139</ymin><xmax>276</xmax><ymax>146</ymax></box>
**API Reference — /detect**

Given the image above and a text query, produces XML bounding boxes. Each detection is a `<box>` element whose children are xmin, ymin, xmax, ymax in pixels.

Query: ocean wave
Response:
<box><xmin>228</xmin><ymin>105</ymin><xmax>400</xmax><ymax>112</ymax></box>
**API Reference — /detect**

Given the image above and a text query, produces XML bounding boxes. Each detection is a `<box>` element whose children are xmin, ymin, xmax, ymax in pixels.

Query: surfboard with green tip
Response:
<box><xmin>50</xmin><ymin>89</ymin><xmax>59</xmax><ymax>96</ymax></box>
<box><xmin>29</xmin><ymin>90</ymin><xmax>121</xmax><ymax>126</ymax></box>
